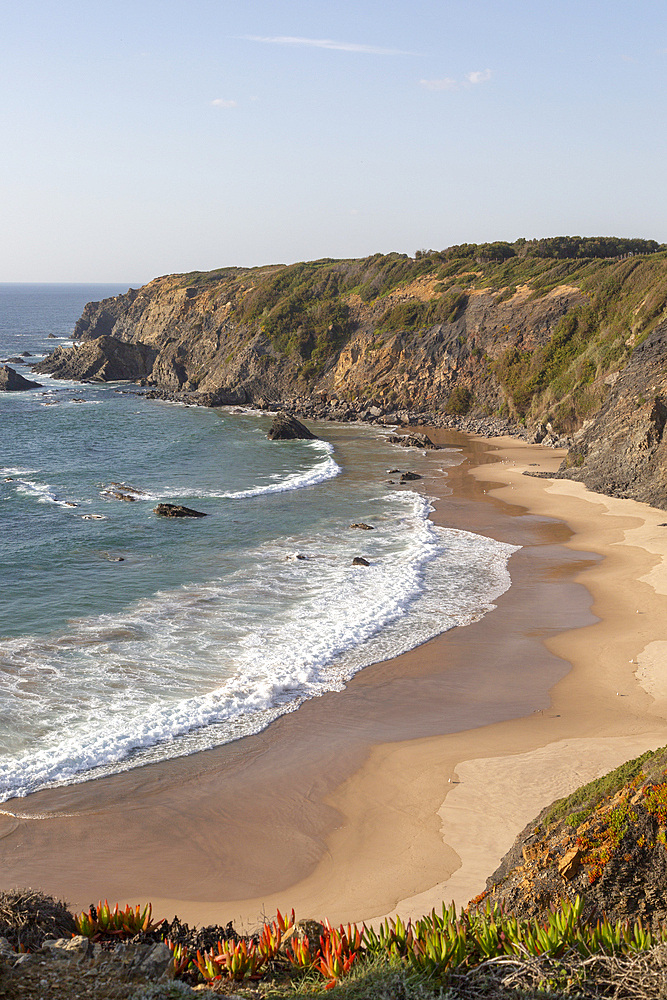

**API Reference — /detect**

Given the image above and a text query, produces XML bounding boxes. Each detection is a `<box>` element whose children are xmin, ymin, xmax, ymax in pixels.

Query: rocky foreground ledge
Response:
<box><xmin>4</xmin><ymin>747</ymin><xmax>667</xmax><ymax>998</ymax></box>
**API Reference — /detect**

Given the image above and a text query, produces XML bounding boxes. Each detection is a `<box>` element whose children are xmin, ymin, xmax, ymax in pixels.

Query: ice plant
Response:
<box><xmin>212</xmin><ymin>937</ymin><xmax>265</xmax><ymax>980</ymax></box>
<box><xmin>275</xmin><ymin>907</ymin><xmax>296</xmax><ymax>933</ymax></box>
<box><xmin>316</xmin><ymin>932</ymin><xmax>357</xmax><ymax>987</ymax></box>
<box><xmin>74</xmin><ymin>901</ymin><xmax>162</xmax><ymax>939</ymax></box>
<box><xmin>166</xmin><ymin>940</ymin><xmax>191</xmax><ymax>976</ymax></box>
<box><xmin>194</xmin><ymin>948</ymin><xmax>220</xmax><ymax>982</ymax></box>
<box><xmin>285</xmin><ymin>935</ymin><xmax>315</xmax><ymax>969</ymax></box>
<box><xmin>257</xmin><ymin>918</ymin><xmax>282</xmax><ymax>961</ymax></box>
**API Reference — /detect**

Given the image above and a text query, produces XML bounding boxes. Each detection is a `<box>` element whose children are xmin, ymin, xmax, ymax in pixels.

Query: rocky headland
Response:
<box><xmin>30</xmin><ymin>237</ymin><xmax>667</xmax><ymax>508</ymax></box>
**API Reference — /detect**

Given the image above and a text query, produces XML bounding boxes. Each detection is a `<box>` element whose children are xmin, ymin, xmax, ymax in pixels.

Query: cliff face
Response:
<box><xmin>548</xmin><ymin>322</ymin><xmax>667</xmax><ymax>508</ymax></box>
<box><xmin>33</xmin><ymin>268</ymin><xmax>585</xmax><ymax>414</ymax></box>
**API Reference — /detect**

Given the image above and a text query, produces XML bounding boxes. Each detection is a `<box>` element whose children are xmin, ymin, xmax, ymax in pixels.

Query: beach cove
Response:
<box><xmin>1</xmin><ymin>428</ymin><xmax>666</xmax><ymax>931</ymax></box>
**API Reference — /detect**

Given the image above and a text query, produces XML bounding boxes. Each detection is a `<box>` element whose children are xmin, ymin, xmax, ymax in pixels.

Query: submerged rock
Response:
<box><xmin>101</xmin><ymin>482</ymin><xmax>149</xmax><ymax>502</ymax></box>
<box><xmin>0</xmin><ymin>365</ymin><xmax>42</xmax><ymax>391</ymax></box>
<box><xmin>267</xmin><ymin>411</ymin><xmax>318</xmax><ymax>440</ymax></box>
<box><xmin>153</xmin><ymin>503</ymin><xmax>207</xmax><ymax>518</ymax></box>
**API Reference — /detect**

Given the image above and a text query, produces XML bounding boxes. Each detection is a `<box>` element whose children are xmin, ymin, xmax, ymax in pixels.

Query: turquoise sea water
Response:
<box><xmin>0</xmin><ymin>284</ymin><xmax>519</xmax><ymax>801</ymax></box>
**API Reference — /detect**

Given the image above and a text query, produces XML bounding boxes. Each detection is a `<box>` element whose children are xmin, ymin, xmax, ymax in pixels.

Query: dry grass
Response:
<box><xmin>440</xmin><ymin>943</ymin><xmax>667</xmax><ymax>998</ymax></box>
<box><xmin>0</xmin><ymin>887</ymin><xmax>75</xmax><ymax>951</ymax></box>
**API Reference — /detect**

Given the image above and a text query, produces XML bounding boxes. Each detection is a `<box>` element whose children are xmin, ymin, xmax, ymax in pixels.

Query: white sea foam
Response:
<box><xmin>121</xmin><ymin>441</ymin><xmax>341</xmax><ymax>502</ymax></box>
<box><xmin>0</xmin><ymin>490</ymin><xmax>519</xmax><ymax>801</ymax></box>
<box><xmin>13</xmin><ymin>479</ymin><xmax>80</xmax><ymax>507</ymax></box>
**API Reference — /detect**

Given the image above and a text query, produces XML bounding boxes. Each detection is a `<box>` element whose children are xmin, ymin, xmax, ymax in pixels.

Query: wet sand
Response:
<box><xmin>1</xmin><ymin>431</ymin><xmax>666</xmax><ymax>930</ymax></box>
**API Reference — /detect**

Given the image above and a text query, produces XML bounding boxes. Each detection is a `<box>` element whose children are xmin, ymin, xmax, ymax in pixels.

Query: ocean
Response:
<box><xmin>0</xmin><ymin>284</ymin><xmax>519</xmax><ymax>802</ymax></box>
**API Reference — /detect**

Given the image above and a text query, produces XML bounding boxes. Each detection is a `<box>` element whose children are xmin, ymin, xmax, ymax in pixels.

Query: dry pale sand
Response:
<box><xmin>1</xmin><ymin>432</ymin><xmax>666</xmax><ymax>931</ymax></box>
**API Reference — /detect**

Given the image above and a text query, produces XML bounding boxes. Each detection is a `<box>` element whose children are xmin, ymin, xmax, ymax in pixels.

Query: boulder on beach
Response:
<box><xmin>153</xmin><ymin>503</ymin><xmax>207</xmax><ymax>518</ymax></box>
<box><xmin>387</xmin><ymin>432</ymin><xmax>438</xmax><ymax>449</ymax></box>
<box><xmin>267</xmin><ymin>412</ymin><xmax>318</xmax><ymax>441</ymax></box>
<box><xmin>0</xmin><ymin>365</ymin><xmax>42</xmax><ymax>391</ymax></box>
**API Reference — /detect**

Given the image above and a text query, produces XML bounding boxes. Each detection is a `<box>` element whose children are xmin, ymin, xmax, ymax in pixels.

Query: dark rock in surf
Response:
<box><xmin>47</xmin><ymin>333</ymin><xmax>56</xmax><ymax>338</ymax></box>
<box><xmin>349</xmin><ymin>523</ymin><xmax>374</xmax><ymax>530</ymax></box>
<box><xmin>400</xmin><ymin>471</ymin><xmax>422</xmax><ymax>482</ymax></box>
<box><xmin>267</xmin><ymin>412</ymin><xmax>318</xmax><ymax>441</ymax></box>
<box><xmin>0</xmin><ymin>365</ymin><xmax>42</xmax><ymax>391</ymax></box>
<box><xmin>153</xmin><ymin>503</ymin><xmax>207</xmax><ymax>518</ymax></box>
<box><xmin>352</xmin><ymin>556</ymin><xmax>370</xmax><ymax>566</ymax></box>
<box><xmin>101</xmin><ymin>482</ymin><xmax>149</xmax><ymax>502</ymax></box>
<box><xmin>102</xmin><ymin>490</ymin><xmax>137</xmax><ymax>502</ymax></box>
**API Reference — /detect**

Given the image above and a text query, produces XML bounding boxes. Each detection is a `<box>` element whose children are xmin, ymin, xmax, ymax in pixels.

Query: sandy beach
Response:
<box><xmin>1</xmin><ymin>429</ymin><xmax>666</xmax><ymax>931</ymax></box>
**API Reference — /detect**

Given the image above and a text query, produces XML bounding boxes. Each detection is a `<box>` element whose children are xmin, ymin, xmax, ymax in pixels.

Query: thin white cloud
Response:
<box><xmin>420</xmin><ymin>77</ymin><xmax>458</xmax><ymax>91</ymax></box>
<box><xmin>420</xmin><ymin>69</ymin><xmax>492</xmax><ymax>92</ymax></box>
<box><xmin>211</xmin><ymin>98</ymin><xmax>238</xmax><ymax>108</ymax></box>
<box><xmin>465</xmin><ymin>69</ymin><xmax>492</xmax><ymax>84</ymax></box>
<box><xmin>241</xmin><ymin>35</ymin><xmax>413</xmax><ymax>55</ymax></box>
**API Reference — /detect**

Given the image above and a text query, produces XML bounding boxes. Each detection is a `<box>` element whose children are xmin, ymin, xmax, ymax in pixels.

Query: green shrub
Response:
<box><xmin>445</xmin><ymin>386</ymin><xmax>473</xmax><ymax>414</ymax></box>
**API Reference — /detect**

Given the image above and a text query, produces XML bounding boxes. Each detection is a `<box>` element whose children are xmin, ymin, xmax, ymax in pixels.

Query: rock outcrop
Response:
<box><xmin>267</xmin><ymin>412</ymin><xmax>318</xmax><ymax>440</ymax></box>
<box><xmin>0</xmin><ymin>365</ymin><xmax>41</xmax><ymax>391</ymax></box>
<box><xmin>32</xmin><ymin>337</ymin><xmax>156</xmax><ymax>382</ymax></box>
<box><xmin>39</xmin><ymin>265</ymin><xmax>586</xmax><ymax>412</ymax></box>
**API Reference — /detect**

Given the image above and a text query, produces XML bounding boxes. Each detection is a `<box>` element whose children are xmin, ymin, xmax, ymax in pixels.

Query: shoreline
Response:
<box><xmin>1</xmin><ymin>430</ymin><xmax>666</xmax><ymax>931</ymax></box>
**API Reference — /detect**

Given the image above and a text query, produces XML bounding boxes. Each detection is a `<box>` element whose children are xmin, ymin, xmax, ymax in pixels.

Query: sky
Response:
<box><xmin>1</xmin><ymin>0</ymin><xmax>666</xmax><ymax>282</ymax></box>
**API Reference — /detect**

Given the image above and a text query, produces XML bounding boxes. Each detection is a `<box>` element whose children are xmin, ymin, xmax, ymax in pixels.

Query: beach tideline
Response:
<box><xmin>1</xmin><ymin>432</ymin><xmax>665</xmax><ymax>931</ymax></box>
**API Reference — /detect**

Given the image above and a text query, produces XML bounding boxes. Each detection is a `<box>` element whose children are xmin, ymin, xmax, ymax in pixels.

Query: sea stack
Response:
<box><xmin>0</xmin><ymin>365</ymin><xmax>42</xmax><ymax>391</ymax></box>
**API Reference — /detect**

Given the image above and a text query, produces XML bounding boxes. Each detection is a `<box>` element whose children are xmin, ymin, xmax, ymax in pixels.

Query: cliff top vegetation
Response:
<box><xmin>165</xmin><ymin>237</ymin><xmax>667</xmax><ymax>427</ymax></box>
